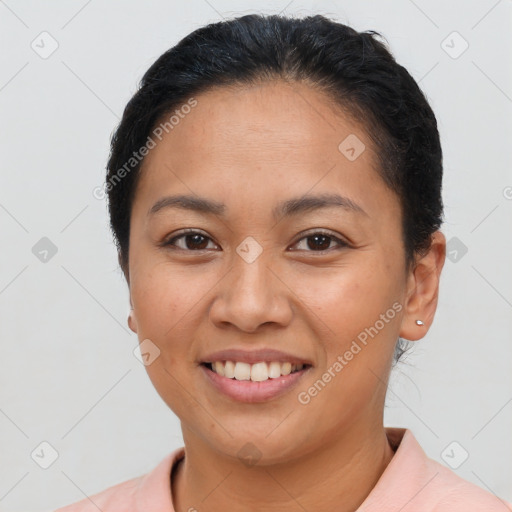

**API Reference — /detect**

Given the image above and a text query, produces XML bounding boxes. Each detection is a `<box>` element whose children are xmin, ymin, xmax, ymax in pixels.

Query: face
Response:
<box><xmin>127</xmin><ymin>80</ymin><xmax>420</xmax><ymax>463</ymax></box>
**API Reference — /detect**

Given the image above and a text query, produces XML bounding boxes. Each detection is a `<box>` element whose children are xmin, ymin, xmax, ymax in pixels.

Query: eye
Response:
<box><xmin>290</xmin><ymin>230</ymin><xmax>349</xmax><ymax>252</ymax></box>
<box><xmin>161</xmin><ymin>229</ymin><xmax>349</xmax><ymax>253</ymax></box>
<box><xmin>162</xmin><ymin>230</ymin><xmax>218</xmax><ymax>251</ymax></box>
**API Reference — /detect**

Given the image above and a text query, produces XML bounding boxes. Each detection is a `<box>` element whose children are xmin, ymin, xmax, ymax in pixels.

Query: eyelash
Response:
<box><xmin>161</xmin><ymin>229</ymin><xmax>350</xmax><ymax>253</ymax></box>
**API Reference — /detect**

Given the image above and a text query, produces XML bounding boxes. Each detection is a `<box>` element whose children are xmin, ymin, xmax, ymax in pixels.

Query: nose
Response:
<box><xmin>208</xmin><ymin>251</ymin><xmax>293</xmax><ymax>333</ymax></box>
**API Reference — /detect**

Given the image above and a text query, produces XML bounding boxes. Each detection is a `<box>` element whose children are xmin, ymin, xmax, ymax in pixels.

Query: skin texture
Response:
<box><xmin>126</xmin><ymin>80</ymin><xmax>446</xmax><ymax>512</ymax></box>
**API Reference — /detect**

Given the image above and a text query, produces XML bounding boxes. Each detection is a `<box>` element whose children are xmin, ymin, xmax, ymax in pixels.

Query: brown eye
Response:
<box><xmin>292</xmin><ymin>231</ymin><xmax>348</xmax><ymax>252</ymax></box>
<box><xmin>162</xmin><ymin>229</ymin><xmax>348</xmax><ymax>253</ymax></box>
<box><xmin>306</xmin><ymin>234</ymin><xmax>331</xmax><ymax>251</ymax></box>
<box><xmin>163</xmin><ymin>231</ymin><xmax>217</xmax><ymax>251</ymax></box>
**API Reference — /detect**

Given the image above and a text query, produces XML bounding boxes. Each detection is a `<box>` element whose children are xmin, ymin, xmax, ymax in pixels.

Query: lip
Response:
<box><xmin>200</xmin><ymin>348</ymin><xmax>313</xmax><ymax>366</ymax></box>
<box><xmin>201</xmin><ymin>363</ymin><xmax>311</xmax><ymax>403</ymax></box>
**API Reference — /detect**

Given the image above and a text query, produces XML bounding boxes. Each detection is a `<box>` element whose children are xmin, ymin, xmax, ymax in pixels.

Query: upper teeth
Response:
<box><xmin>211</xmin><ymin>361</ymin><xmax>305</xmax><ymax>381</ymax></box>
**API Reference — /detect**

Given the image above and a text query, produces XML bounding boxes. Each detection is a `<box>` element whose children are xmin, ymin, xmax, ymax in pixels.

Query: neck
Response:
<box><xmin>172</xmin><ymin>421</ymin><xmax>395</xmax><ymax>512</ymax></box>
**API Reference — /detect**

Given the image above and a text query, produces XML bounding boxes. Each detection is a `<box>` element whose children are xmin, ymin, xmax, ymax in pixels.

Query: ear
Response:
<box><xmin>399</xmin><ymin>230</ymin><xmax>446</xmax><ymax>341</ymax></box>
<box><xmin>127</xmin><ymin>297</ymin><xmax>138</xmax><ymax>334</ymax></box>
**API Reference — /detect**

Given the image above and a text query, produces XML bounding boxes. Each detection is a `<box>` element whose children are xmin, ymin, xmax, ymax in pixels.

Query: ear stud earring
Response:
<box><xmin>415</xmin><ymin>319</ymin><xmax>424</xmax><ymax>326</ymax></box>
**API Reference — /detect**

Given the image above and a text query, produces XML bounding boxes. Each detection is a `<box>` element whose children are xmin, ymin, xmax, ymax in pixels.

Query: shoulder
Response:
<box><xmin>54</xmin><ymin>448</ymin><xmax>184</xmax><ymax>512</ymax></box>
<box><xmin>54</xmin><ymin>475</ymin><xmax>142</xmax><ymax>511</ymax></box>
<box><xmin>359</xmin><ymin>428</ymin><xmax>512</xmax><ymax>512</ymax></box>
<box><xmin>426</xmin><ymin>457</ymin><xmax>512</xmax><ymax>511</ymax></box>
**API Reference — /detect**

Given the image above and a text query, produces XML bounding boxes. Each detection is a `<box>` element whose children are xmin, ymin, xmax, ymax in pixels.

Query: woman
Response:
<box><xmin>56</xmin><ymin>13</ymin><xmax>511</xmax><ymax>511</ymax></box>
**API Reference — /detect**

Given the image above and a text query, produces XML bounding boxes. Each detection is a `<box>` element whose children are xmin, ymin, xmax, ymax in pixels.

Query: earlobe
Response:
<box><xmin>399</xmin><ymin>231</ymin><xmax>446</xmax><ymax>341</ymax></box>
<box><xmin>128</xmin><ymin>309</ymin><xmax>138</xmax><ymax>333</ymax></box>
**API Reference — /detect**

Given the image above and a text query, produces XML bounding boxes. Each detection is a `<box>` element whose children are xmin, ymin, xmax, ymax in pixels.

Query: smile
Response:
<box><xmin>204</xmin><ymin>360</ymin><xmax>309</xmax><ymax>382</ymax></box>
<box><xmin>201</xmin><ymin>361</ymin><xmax>312</xmax><ymax>403</ymax></box>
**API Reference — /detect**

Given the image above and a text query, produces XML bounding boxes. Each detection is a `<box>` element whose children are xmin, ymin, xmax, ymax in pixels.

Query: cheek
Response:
<box><xmin>295</xmin><ymin>272</ymin><xmax>397</xmax><ymax>428</ymax></box>
<box><xmin>130</xmin><ymin>267</ymin><xmax>206</xmax><ymax>411</ymax></box>
<box><xmin>292</xmin><ymin>258</ymin><xmax>401</xmax><ymax>389</ymax></box>
<box><xmin>130</xmin><ymin>265</ymin><xmax>198</xmax><ymax>352</ymax></box>
<box><xmin>292</xmin><ymin>261</ymin><xmax>392</xmax><ymax>336</ymax></box>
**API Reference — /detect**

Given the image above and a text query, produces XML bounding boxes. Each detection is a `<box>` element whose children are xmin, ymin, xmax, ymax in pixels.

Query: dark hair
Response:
<box><xmin>105</xmin><ymin>13</ymin><xmax>443</xmax><ymax>360</ymax></box>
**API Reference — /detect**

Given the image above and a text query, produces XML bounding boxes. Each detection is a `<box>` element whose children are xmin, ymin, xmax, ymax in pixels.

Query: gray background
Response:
<box><xmin>1</xmin><ymin>1</ymin><xmax>511</xmax><ymax>510</ymax></box>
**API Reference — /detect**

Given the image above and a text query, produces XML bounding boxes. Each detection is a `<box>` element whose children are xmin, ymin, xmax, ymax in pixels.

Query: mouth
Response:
<box><xmin>200</xmin><ymin>360</ymin><xmax>313</xmax><ymax>403</ymax></box>
<box><xmin>201</xmin><ymin>360</ymin><xmax>312</xmax><ymax>382</ymax></box>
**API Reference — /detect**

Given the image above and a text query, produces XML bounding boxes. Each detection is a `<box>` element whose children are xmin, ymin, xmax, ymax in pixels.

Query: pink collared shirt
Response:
<box><xmin>55</xmin><ymin>428</ymin><xmax>512</xmax><ymax>511</ymax></box>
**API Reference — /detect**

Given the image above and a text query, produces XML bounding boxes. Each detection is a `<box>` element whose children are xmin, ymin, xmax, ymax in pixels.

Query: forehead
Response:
<box><xmin>150</xmin><ymin>81</ymin><xmax>372</xmax><ymax>165</ymax></box>
<box><xmin>133</xmin><ymin>80</ymin><xmax>399</xmax><ymax>223</ymax></box>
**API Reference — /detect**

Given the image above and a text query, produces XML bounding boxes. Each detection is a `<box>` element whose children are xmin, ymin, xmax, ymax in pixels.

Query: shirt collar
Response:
<box><xmin>136</xmin><ymin>446</ymin><xmax>185</xmax><ymax>512</ymax></box>
<box><xmin>357</xmin><ymin>427</ymin><xmax>440</xmax><ymax>511</ymax></box>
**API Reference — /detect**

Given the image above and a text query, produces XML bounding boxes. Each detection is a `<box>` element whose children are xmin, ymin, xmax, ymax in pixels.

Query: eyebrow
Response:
<box><xmin>147</xmin><ymin>193</ymin><xmax>368</xmax><ymax>219</ymax></box>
